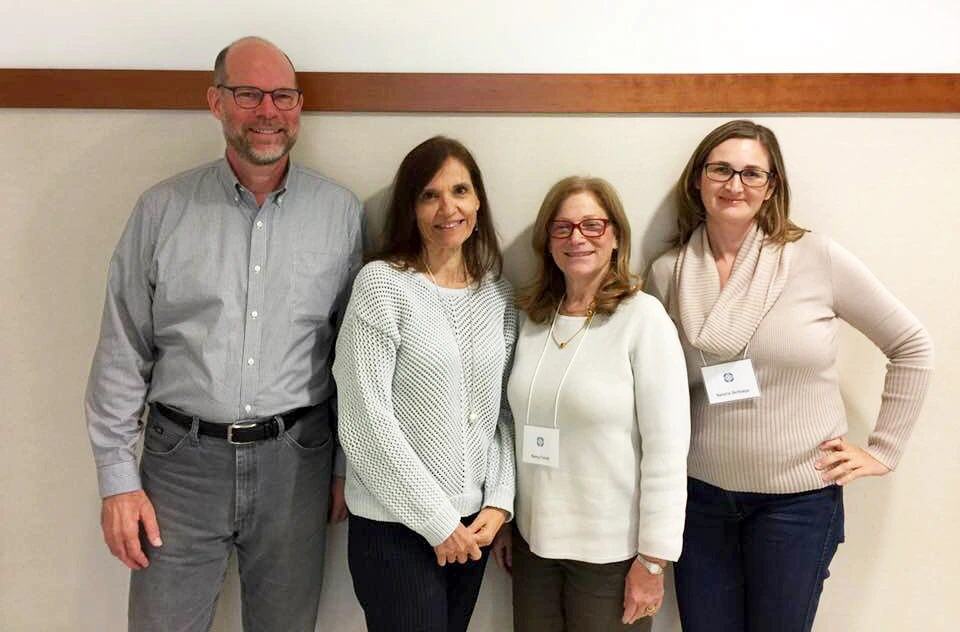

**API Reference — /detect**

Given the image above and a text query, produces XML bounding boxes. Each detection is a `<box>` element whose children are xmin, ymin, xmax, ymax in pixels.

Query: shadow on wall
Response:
<box><xmin>637</xmin><ymin>188</ymin><xmax>679</xmax><ymax>282</ymax></box>
<box><xmin>362</xmin><ymin>186</ymin><xmax>392</xmax><ymax>256</ymax></box>
<box><xmin>502</xmin><ymin>224</ymin><xmax>535</xmax><ymax>289</ymax></box>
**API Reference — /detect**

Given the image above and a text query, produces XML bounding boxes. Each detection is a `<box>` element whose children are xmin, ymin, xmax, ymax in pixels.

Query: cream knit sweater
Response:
<box><xmin>646</xmin><ymin>231</ymin><xmax>933</xmax><ymax>493</ymax></box>
<box><xmin>507</xmin><ymin>294</ymin><xmax>690</xmax><ymax>563</ymax></box>
<box><xmin>333</xmin><ymin>261</ymin><xmax>517</xmax><ymax>546</ymax></box>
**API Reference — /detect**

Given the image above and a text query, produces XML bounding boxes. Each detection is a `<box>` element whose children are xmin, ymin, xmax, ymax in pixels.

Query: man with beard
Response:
<box><xmin>85</xmin><ymin>37</ymin><xmax>362</xmax><ymax>631</ymax></box>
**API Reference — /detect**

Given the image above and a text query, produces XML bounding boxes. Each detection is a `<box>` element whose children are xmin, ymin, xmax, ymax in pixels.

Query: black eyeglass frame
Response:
<box><xmin>702</xmin><ymin>162</ymin><xmax>774</xmax><ymax>188</ymax></box>
<box><xmin>547</xmin><ymin>218</ymin><xmax>611</xmax><ymax>239</ymax></box>
<box><xmin>216</xmin><ymin>85</ymin><xmax>303</xmax><ymax>111</ymax></box>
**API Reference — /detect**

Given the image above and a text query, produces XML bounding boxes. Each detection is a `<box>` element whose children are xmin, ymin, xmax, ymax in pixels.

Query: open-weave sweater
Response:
<box><xmin>646</xmin><ymin>231</ymin><xmax>934</xmax><ymax>493</ymax></box>
<box><xmin>333</xmin><ymin>260</ymin><xmax>517</xmax><ymax>546</ymax></box>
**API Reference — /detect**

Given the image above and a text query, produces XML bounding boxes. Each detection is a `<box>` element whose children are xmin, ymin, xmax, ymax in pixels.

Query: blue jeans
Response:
<box><xmin>674</xmin><ymin>477</ymin><xmax>844</xmax><ymax>632</ymax></box>
<box><xmin>129</xmin><ymin>404</ymin><xmax>333</xmax><ymax>632</ymax></box>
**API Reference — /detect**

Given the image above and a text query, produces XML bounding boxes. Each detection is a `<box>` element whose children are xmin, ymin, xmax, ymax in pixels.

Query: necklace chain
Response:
<box><xmin>423</xmin><ymin>257</ymin><xmax>478</xmax><ymax>423</ymax></box>
<box><xmin>550</xmin><ymin>298</ymin><xmax>596</xmax><ymax>349</ymax></box>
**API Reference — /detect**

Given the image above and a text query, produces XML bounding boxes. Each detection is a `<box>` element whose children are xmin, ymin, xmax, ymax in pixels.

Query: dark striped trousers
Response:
<box><xmin>348</xmin><ymin>512</ymin><xmax>490</xmax><ymax>632</ymax></box>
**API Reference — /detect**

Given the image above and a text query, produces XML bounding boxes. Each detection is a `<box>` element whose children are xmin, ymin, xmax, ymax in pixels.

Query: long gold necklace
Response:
<box><xmin>550</xmin><ymin>299</ymin><xmax>595</xmax><ymax>349</ymax></box>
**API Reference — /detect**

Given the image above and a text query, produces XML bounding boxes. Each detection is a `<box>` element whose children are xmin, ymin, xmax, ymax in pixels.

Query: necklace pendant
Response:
<box><xmin>468</xmin><ymin>411</ymin><xmax>478</xmax><ymax>423</ymax></box>
<box><xmin>558</xmin><ymin>342</ymin><xmax>567</xmax><ymax>349</ymax></box>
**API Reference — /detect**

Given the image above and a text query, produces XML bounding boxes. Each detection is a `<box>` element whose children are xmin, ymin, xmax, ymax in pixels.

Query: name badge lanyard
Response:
<box><xmin>697</xmin><ymin>343</ymin><xmax>750</xmax><ymax>369</ymax></box>
<box><xmin>698</xmin><ymin>342</ymin><xmax>762</xmax><ymax>405</ymax></box>
<box><xmin>521</xmin><ymin>301</ymin><xmax>593</xmax><ymax>468</ymax></box>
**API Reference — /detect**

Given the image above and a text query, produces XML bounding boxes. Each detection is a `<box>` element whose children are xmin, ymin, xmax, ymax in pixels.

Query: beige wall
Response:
<box><xmin>1</xmin><ymin>111</ymin><xmax>957</xmax><ymax>631</ymax></box>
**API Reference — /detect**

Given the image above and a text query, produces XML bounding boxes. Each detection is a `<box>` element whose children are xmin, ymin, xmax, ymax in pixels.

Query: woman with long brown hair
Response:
<box><xmin>334</xmin><ymin>136</ymin><xmax>516</xmax><ymax>632</ymax></box>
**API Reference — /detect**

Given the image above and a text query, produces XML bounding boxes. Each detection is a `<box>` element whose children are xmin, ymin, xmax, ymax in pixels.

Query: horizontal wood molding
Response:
<box><xmin>2</xmin><ymin>70</ymin><xmax>958</xmax><ymax>113</ymax></box>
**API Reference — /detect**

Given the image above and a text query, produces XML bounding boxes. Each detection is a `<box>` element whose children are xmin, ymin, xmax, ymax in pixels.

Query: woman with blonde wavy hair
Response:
<box><xmin>646</xmin><ymin>120</ymin><xmax>934</xmax><ymax>632</ymax></box>
<box><xmin>492</xmin><ymin>176</ymin><xmax>690</xmax><ymax>631</ymax></box>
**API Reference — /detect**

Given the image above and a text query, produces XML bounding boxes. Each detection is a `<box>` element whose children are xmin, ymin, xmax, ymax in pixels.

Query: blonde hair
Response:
<box><xmin>675</xmin><ymin>119</ymin><xmax>806</xmax><ymax>246</ymax></box>
<box><xmin>518</xmin><ymin>176</ymin><xmax>638</xmax><ymax>324</ymax></box>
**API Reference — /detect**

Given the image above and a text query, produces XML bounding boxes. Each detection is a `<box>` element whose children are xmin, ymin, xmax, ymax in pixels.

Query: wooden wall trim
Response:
<box><xmin>2</xmin><ymin>70</ymin><xmax>958</xmax><ymax>113</ymax></box>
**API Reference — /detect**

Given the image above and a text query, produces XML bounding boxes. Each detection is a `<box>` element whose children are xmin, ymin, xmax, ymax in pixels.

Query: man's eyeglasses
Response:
<box><xmin>217</xmin><ymin>85</ymin><xmax>303</xmax><ymax>111</ymax></box>
<box><xmin>548</xmin><ymin>218</ymin><xmax>611</xmax><ymax>239</ymax></box>
<box><xmin>703</xmin><ymin>163</ymin><xmax>773</xmax><ymax>188</ymax></box>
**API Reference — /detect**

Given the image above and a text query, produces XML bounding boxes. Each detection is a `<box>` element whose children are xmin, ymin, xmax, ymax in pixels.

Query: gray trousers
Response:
<box><xmin>129</xmin><ymin>404</ymin><xmax>333</xmax><ymax>632</ymax></box>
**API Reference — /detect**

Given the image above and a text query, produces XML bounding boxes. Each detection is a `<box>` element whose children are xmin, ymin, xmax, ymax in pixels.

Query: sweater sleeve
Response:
<box><xmin>333</xmin><ymin>271</ymin><xmax>462</xmax><ymax>546</ymax></box>
<box><xmin>827</xmin><ymin>238</ymin><xmax>934</xmax><ymax>469</ymax></box>
<box><xmin>631</xmin><ymin>297</ymin><xmax>691</xmax><ymax>562</ymax></box>
<box><xmin>481</xmin><ymin>288</ymin><xmax>518</xmax><ymax>518</ymax></box>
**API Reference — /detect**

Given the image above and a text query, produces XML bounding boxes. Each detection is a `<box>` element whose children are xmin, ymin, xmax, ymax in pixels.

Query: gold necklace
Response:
<box><xmin>550</xmin><ymin>303</ymin><xmax>595</xmax><ymax>349</ymax></box>
<box><xmin>422</xmin><ymin>257</ymin><xmax>469</xmax><ymax>288</ymax></box>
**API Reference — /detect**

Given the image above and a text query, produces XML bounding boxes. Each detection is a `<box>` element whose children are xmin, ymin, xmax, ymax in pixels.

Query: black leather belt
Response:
<box><xmin>152</xmin><ymin>402</ymin><xmax>313</xmax><ymax>445</ymax></box>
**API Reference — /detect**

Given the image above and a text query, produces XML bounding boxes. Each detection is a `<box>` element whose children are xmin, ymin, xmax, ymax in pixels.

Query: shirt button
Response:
<box><xmin>253</xmin><ymin>264</ymin><xmax>262</xmax><ymax>273</ymax></box>
<box><xmin>234</xmin><ymin>196</ymin><xmax>239</xmax><ymax>204</ymax></box>
<box><xmin>247</xmin><ymin>357</ymin><xmax>255</xmax><ymax>366</ymax></box>
<box><xmin>256</xmin><ymin>220</ymin><xmax>264</xmax><ymax>229</ymax></box>
<box><xmin>244</xmin><ymin>404</ymin><xmax>252</xmax><ymax>413</ymax></box>
<box><xmin>251</xmin><ymin>311</ymin><xmax>259</xmax><ymax>319</ymax></box>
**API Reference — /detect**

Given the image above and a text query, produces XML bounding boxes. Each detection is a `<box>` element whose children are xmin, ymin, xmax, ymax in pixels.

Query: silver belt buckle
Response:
<box><xmin>227</xmin><ymin>421</ymin><xmax>259</xmax><ymax>445</ymax></box>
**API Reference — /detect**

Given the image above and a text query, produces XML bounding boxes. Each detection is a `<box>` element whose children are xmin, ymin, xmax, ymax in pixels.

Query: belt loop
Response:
<box><xmin>274</xmin><ymin>414</ymin><xmax>286</xmax><ymax>440</ymax></box>
<box><xmin>189</xmin><ymin>416</ymin><xmax>201</xmax><ymax>445</ymax></box>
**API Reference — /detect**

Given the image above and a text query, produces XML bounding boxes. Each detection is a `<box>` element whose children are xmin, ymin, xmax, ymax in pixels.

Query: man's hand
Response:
<box><xmin>467</xmin><ymin>507</ymin><xmax>509</xmax><ymax>547</ymax></box>
<box><xmin>329</xmin><ymin>476</ymin><xmax>348</xmax><ymax>522</ymax></box>
<box><xmin>101</xmin><ymin>489</ymin><xmax>161</xmax><ymax>570</ymax></box>
<box><xmin>433</xmin><ymin>524</ymin><xmax>482</xmax><ymax>566</ymax></box>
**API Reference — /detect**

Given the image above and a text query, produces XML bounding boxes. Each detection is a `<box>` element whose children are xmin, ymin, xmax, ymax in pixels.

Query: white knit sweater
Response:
<box><xmin>507</xmin><ymin>293</ymin><xmax>690</xmax><ymax>563</ymax></box>
<box><xmin>333</xmin><ymin>260</ymin><xmax>517</xmax><ymax>546</ymax></box>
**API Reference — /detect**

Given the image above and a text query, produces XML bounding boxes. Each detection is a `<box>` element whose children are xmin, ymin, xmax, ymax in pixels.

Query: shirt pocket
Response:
<box><xmin>291</xmin><ymin>249</ymin><xmax>346</xmax><ymax>323</ymax></box>
<box><xmin>153</xmin><ymin>251</ymin><xmax>225</xmax><ymax>328</ymax></box>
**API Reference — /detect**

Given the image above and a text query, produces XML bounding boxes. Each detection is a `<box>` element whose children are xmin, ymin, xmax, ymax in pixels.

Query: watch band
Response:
<box><xmin>636</xmin><ymin>554</ymin><xmax>666</xmax><ymax>576</ymax></box>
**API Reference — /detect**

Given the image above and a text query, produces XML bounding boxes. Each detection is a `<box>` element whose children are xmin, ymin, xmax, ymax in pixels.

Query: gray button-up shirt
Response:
<box><xmin>85</xmin><ymin>158</ymin><xmax>364</xmax><ymax>497</ymax></box>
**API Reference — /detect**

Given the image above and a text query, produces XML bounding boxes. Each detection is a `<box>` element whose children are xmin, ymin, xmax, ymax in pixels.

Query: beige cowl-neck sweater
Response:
<box><xmin>646</xmin><ymin>231</ymin><xmax>933</xmax><ymax>493</ymax></box>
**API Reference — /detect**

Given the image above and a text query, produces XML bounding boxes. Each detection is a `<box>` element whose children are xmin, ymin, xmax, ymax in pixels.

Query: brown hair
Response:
<box><xmin>370</xmin><ymin>136</ymin><xmax>503</xmax><ymax>280</ymax></box>
<box><xmin>674</xmin><ymin>119</ymin><xmax>805</xmax><ymax>246</ymax></box>
<box><xmin>518</xmin><ymin>176</ymin><xmax>638</xmax><ymax>324</ymax></box>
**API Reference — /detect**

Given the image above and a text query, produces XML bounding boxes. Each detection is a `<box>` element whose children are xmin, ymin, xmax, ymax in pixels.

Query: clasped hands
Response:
<box><xmin>432</xmin><ymin>507</ymin><xmax>508</xmax><ymax>567</ymax></box>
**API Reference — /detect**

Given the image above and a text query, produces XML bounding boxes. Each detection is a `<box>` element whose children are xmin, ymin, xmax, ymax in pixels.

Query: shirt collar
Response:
<box><xmin>215</xmin><ymin>156</ymin><xmax>296</xmax><ymax>206</ymax></box>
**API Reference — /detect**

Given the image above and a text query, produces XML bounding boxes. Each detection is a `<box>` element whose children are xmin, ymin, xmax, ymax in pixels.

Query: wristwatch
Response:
<box><xmin>636</xmin><ymin>555</ymin><xmax>666</xmax><ymax>576</ymax></box>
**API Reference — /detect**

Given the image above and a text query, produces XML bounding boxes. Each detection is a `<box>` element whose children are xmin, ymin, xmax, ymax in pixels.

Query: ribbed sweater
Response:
<box><xmin>333</xmin><ymin>261</ymin><xmax>517</xmax><ymax>546</ymax></box>
<box><xmin>646</xmin><ymin>231</ymin><xmax>933</xmax><ymax>493</ymax></box>
<box><xmin>507</xmin><ymin>294</ymin><xmax>690</xmax><ymax>563</ymax></box>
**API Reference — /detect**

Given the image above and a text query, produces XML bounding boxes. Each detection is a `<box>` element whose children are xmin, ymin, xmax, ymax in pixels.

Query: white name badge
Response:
<box><xmin>522</xmin><ymin>425</ymin><xmax>560</xmax><ymax>468</ymax></box>
<box><xmin>700</xmin><ymin>359</ymin><xmax>761</xmax><ymax>405</ymax></box>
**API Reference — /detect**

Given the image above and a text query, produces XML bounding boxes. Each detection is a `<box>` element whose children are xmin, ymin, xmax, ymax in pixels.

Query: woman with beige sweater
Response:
<box><xmin>646</xmin><ymin>120</ymin><xmax>933</xmax><ymax>632</ymax></box>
